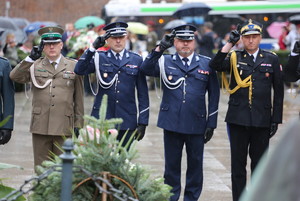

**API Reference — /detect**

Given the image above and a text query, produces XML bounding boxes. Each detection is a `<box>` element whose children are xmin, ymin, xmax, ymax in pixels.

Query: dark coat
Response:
<box><xmin>0</xmin><ymin>57</ymin><xmax>14</xmax><ymax>130</ymax></box>
<box><xmin>74</xmin><ymin>49</ymin><xmax>149</xmax><ymax>130</ymax></box>
<box><xmin>141</xmin><ymin>51</ymin><xmax>220</xmax><ymax>135</ymax></box>
<box><xmin>284</xmin><ymin>54</ymin><xmax>300</xmax><ymax>82</ymax></box>
<box><xmin>209</xmin><ymin>49</ymin><xmax>284</xmax><ymax>128</ymax></box>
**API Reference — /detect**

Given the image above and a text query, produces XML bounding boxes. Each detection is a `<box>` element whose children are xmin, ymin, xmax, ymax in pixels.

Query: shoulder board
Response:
<box><xmin>65</xmin><ymin>57</ymin><xmax>78</xmax><ymax>62</ymax></box>
<box><xmin>0</xmin><ymin>56</ymin><xmax>8</xmax><ymax>61</ymax></box>
<box><xmin>96</xmin><ymin>50</ymin><xmax>107</xmax><ymax>53</ymax></box>
<box><xmin>198</xmin><ymin>54</ymin><xmax>211</xmax><ymax>60</ymax></box>
<box><xmin>261</xmin><ymin>49</ymin><xmax>277</xmax><ymax>56</ymax></box>
<box><xmin>128</xmin><ymin>50</ymin><xmax>141</xmax><ymax>57</ymax></box>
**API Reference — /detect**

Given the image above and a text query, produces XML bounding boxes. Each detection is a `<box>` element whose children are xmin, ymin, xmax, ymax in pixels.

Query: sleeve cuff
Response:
<box><xmin>24</xmin><ymin>56</ymin><xmax>34</xmax><ymax>63</ymax></box>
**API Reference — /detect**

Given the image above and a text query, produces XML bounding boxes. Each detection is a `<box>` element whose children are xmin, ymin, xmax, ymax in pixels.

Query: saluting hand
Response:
<box><xmin>93</xmin><ymin>31</ymin><xmax>111</xmax><ymax>49</ymax></box>
<box><xmin>228</xmin><ymin>30</ymin><xmax>240</xmax><ymax>46</ymax></box>
<box><xmin>29</xmin><ymin>40</ymin><xmax>44</xmax><ymax>61</ymax></box>
<box><xmin>159</xmin><ymin>30</ymin><xmax>176</xmax><ymax>52</ymax></box>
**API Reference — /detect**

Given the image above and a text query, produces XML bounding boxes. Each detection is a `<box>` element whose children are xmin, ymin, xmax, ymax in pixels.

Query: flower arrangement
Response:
<box><xmin>28</xmin><ymin>95</ymin><xmax>172</xmax><ymax>201</ymax></box>
<box><xmin>66</xmin><ymin>29</ymin><xmax>98</xmax><ymax>59</ymax></box>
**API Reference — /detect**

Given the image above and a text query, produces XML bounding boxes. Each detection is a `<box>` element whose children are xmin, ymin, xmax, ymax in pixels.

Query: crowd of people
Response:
<box><xmin>1</xmin><ymin>17</ymin><xmax>300</xmax><ymax>201</ymax></box>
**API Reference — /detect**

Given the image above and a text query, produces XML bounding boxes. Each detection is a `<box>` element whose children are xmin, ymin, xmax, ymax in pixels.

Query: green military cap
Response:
<box><xmin>38</xmin><ymin>26</ymin><xmax>64</xmax><ymax>43</ymax></box>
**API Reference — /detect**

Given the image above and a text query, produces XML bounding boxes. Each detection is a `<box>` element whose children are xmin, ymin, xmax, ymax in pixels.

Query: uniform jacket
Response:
<box><xmin>284</xmin><ymin>54</ymin><xmax>300</xmax><ymax>82</ymax></box>
<box><xmin>10</xmin><ymin>56</ymin><xmax>84</xmax><ymax>136</ymax></box>
<box><xmin>141</xmin><ymin>51</ymin><xmax>220</xmax><ymax>135</ymax></box>
<box><xmin>209</xmin><ymin>49</ymin><xmax>284</xmax><ymax>128</ymax></box>
<box><xmin>0</xmin><ymin>57</ymin><xmax>14</xmax><ymax>130</ymax></box>
<box><xmin>74</xmin><ymin>49</ymin><xmax>149</xmax><ymax>130</ymax></box>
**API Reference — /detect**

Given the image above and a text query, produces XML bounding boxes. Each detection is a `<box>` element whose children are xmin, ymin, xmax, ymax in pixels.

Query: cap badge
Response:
<box><xmin>49</xmin><ymin>27</ymin><xmax>53</xmax><ymax>32</ymax></box>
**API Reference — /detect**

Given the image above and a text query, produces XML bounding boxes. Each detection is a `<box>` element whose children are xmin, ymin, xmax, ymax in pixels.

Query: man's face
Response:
<box><xmin>43</xmin><ymin>41</ymin><xmax>63</xmax><ymax>60</ymax></box>
<box><xmin>107</xmin><ymin>35</ymin><xmax>127</xmax><ymax>53</ymax></box>
<box><xmin>174</xmin><ymin>38</ymin><xmax>195</xmax><ymax>57</ymax></box>
<box><xmin>241</xmin><ymin>34</ymin><xmax>262</xmax><ymax>53</ymax></box>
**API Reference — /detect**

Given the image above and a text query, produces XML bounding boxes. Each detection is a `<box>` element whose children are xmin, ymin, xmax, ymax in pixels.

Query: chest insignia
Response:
<box><xmin>260</xmin><ymin>63</ymin><xmax>272</xmax><ymax>67</ymax></box>
<box><xmin>126</xmin><ymin>64</ymin><xmax>138</xmax><ymax>68</ymax></box>
<box><xmin>198</xmin><ymin>69</ymin><xmax>210</xmax><ymax>75</ymax></box>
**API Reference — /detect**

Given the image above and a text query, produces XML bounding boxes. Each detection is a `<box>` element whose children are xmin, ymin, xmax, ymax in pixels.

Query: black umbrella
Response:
<box><xmin>163</xmin><ymin>19</ymin><xmax>186</xmax><ymax>30</ymax></box>
<box><xmin>289</xmin><ymin>14</ymin><xmax>300</xmax><ymax>24</ymax></box>
<box><xmin>173</xmin><ymin>2</ymin><xmax>211</xmax><ymax>18</ymax></box>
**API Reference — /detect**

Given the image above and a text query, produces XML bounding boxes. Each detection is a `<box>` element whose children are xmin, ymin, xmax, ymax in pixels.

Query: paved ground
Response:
<box><xmin>0</xmin><ymin>88</ymin><xmax>299</xmax><ymax>201</ymax></box>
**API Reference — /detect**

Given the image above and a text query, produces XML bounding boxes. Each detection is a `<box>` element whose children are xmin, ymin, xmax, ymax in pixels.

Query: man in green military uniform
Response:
<box><xmin>10</xmin><ymin>26</ymin><xmax>84</xmax><ymax>169</ymax></box>
<box><xmin>209</xmin><ymin>19</ymin><xmax>284</xmax><ymax>201</ymax></box>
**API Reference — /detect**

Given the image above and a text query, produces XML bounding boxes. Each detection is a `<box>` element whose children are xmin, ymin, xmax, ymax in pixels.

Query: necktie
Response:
<box><xmin>51</xmin><ymin>62</ymin><xmax>57</xmax><ymax>69</ymax></box>
<box><xmin>250</xmin><ymin>55</ymin><xmax>255</xmax><ymax>64</ymax></box>
<box><xmin>116</xmin><ymin>53</ymin><xmax>121</xmax><ymax>65</ymax></box>
<box><xmin>182</xmin><ymin>58</ymin><xmax>189</xmax><ymax>69</ymax></box>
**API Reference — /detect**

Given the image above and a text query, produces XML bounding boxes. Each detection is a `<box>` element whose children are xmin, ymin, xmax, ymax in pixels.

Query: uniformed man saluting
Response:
<box><xmin>209</xmin><ymin>19</ymin><xmax>284</xmax><ymax>201</ymax></box>
<box><xmin>141</xmin><ymin>24</ymin><xmax>220</xmax><ymax>201</ymax></box>
<box><xmin>10</xmin><ymin>26</ymin><xmax>84</xmax><ymax>169</ymax></box>
<box><xmin>74</xmin><ymin>22</ymin><xmax>149</xmax><ymax>147</ymax></box>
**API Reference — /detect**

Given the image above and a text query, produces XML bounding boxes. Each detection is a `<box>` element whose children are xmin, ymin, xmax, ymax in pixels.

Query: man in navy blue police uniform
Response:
<box><xmin>75</xmin><ymin>22</ymin><xmax>149</xmax><ymax>146</ymax></box>
<box><xmin>0</xmin><ymin>57</ymin><xmax>14</xmax><ymax>145</ymax></box>
<box><xmin>209</xmin><ymin>19</ymin><xmax>284</xmax><ymax>201</ymax></box>
<box><xmin>141</xmin><ymin>24</ymin><xmax>220</xmax><ymax>201</ymax></box>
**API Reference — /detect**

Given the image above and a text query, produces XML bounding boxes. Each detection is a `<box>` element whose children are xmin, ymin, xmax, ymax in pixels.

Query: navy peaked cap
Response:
<box><xmin>103</xmin><ymin>21</ymin><xmax>128</xmax><ymax>37</ymax></box>
<box><xmin>173</xmin><ymin>24</ymin><xmax>197</xmax><ymax>40</ymax></box>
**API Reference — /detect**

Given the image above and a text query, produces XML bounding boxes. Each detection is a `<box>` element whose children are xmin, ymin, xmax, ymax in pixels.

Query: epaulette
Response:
<box><xmin>0</xmin><ymin>56</ymin><xmax>9</xmax><ymax>61</ymax></box>
<box><xmin>65</xmin><ymin>57</ymin><xmax>78</xmax><ymax>62</ymax></box>
<box><xmin>128</xmin><ymin>50</ymin><xmax>141</xmax><ymax>57</ymax></box>
<box><xmin>198</xmin><ymin>54</ymin><xmax>211</xmax><ymax>60</ymax></box>
<box><xmin>261</xmin><ymin>49</ymin><xmax>277</xmax><ymax>56</ymax></box>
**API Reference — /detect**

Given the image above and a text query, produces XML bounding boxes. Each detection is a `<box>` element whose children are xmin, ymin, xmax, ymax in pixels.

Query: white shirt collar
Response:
<box><xmin>248</xmin><ymin>49</ymin><xmax>259</xmax><ymax>61</ymax></box>
<box><xmin>179</xmin><ymin>52</ymin><xmax>194</xmax><ymax>66</ymax></box>
<box><xmin>111</xmin><ymin>49</ymin><xmax>125</xmax><ymax>59</ymax></box>
<box><xmin>49</xmin><ymin>55</ymin><xmax>62</xmax><ymax>69</ymax></box>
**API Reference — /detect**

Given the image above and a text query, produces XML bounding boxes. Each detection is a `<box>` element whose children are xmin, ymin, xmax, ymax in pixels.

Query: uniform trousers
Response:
<box><xmin>163</xmin><ymin>130</ymin><xmax>204</xmax><ymax>201</ymax></box>
<box><xmin>32</xmin><ymin>134</ymin><xmax>65</xmax><ymax>169</ymax></box>
<box><xmin>227</xmin><ymin>123</ymin><xmax>270</xmax><ymax>201</ymax></box>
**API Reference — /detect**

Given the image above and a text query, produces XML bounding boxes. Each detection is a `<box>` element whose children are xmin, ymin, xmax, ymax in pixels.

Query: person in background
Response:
<box><xmin>0</xmin><ymin>56</ymin><xmax>14</xmax><ymax>145</ymax></box>
<box><xmin>284</xmin><ymin>40</ymin><xmax>300</xmax><ymax>82</ymax></box>
<box><xmin>3</xmin><ymin>33</ymin><xmax>20</xmax><ymax>68</ymax></box>
<box><xmin>209</xmin><ymin>19</ymin><xmax>284</xmax><ymax>201</ymax></box>
<box><xmin>141</xmin><ymin>24</ymin><xmax>220</xmax><ymax>201</ymax></box>
<box><xmin>10</xmin><ymin>26</ymin><xmax>84</xmax><ymax>169</ymax></box>
<box><xmin>62</xmin><ymin>22</ymin><xmax>77</xmax><ymax>56</ymax></box>
<box><xmin>146</xmin><ymin>20</ymin><xmax>159</xmax><ymax>90</ymax></box>
<box><xmin>196</xmin><ymin>21</ymin><xmax>215</xmax><ymax>58</ymax></box>
<box><xmin>74</xmin><ymin>22</ymin><xmax>149</xmax><ymax>147</ymax></box>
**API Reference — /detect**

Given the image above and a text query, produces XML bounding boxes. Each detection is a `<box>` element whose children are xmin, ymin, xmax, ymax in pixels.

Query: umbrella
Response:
<box><xmin>289</xmin><ymin>14</ymin><xmax>300</xmax><ymax>24</ymax></box>
<box><xmin>267</xmin><ymin>21</ymin><xmax>288</xmax><ymax>39</ymax></box>
<box><xmin>74</xmin><ymin>16</ymin><xmax>104</xmax><ymax>30</ymax></box>
<box><xmin>23</xmin><ymin>21</ymin><xmax>57</xmax><ymax>34</ymax></box>
<box><xmin>163</xmin><ymin>19</ymin><xmax>186</xmax><ymax>30</ymax></box>
<box><xmin>127</xmin><ymin>22</ymin><xmax>148</xmax><ymax>35</ymax></box>
<box><xmin>173</xmin><ymin>2</ymin><xmax>211</xmax><ymax>18</ymax></box>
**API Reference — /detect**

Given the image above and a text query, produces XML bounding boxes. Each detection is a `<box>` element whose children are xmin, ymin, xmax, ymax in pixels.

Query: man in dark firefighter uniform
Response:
<box><xmin>209</xmin><ymin>19</ymin><xmax>284</xmax><ymax>201</ymax></box>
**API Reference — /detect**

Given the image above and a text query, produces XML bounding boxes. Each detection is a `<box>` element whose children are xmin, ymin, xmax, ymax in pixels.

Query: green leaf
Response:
<box><xmin>0</xmin><ymin>115</ymin><xmax>12</xmax><ymax>127</ymax></box>
<box><xmin>0</xmin><ymin>184</ymin><xmax>26</xmax><ymax>201</ymax></box>
<box><xmin>0</xmin><ymin>162</ymin><xmax>23</xmax><ymax>171</ymax></box>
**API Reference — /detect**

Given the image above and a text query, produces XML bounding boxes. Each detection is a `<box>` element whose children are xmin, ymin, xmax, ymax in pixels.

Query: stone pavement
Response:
<box><xmin>0</xmin><ymin>89</ymin><xmax>299</xmax><ymax>201</ymax></box>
